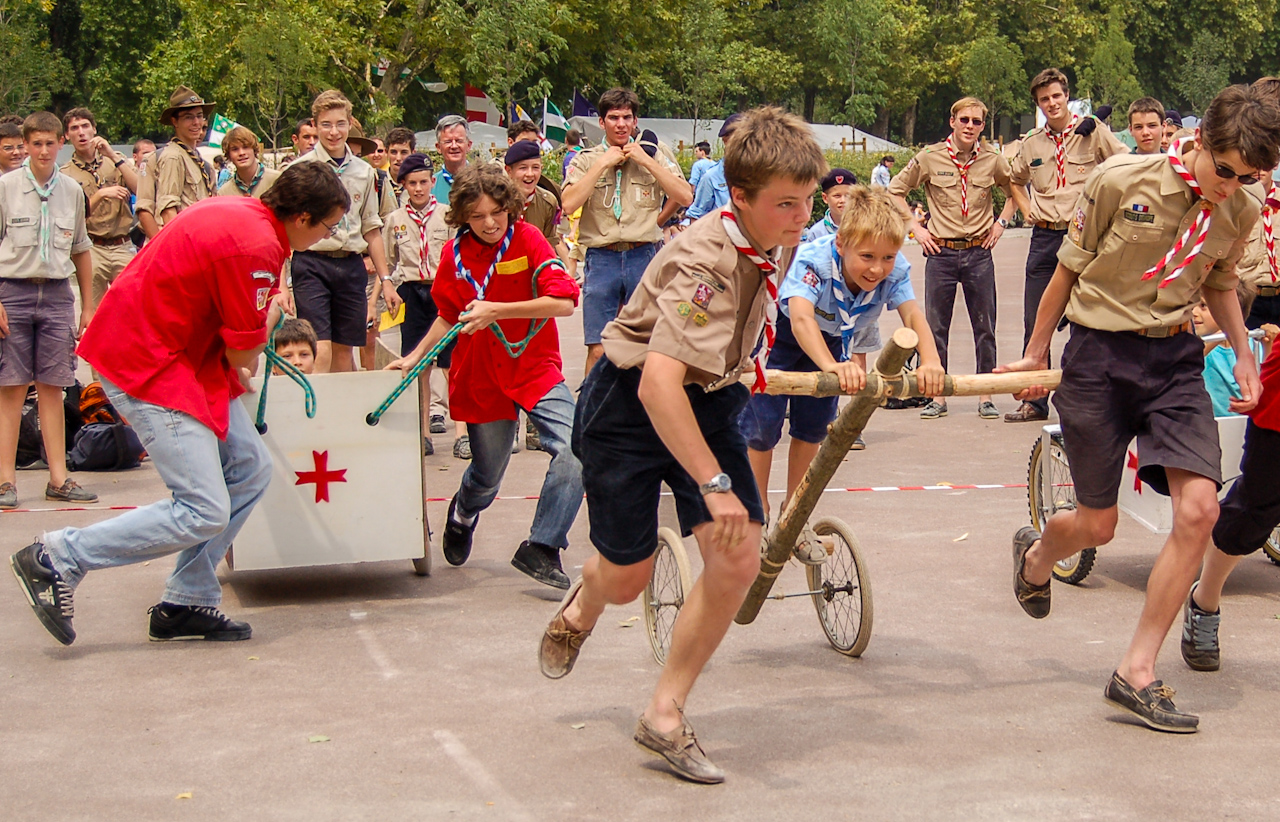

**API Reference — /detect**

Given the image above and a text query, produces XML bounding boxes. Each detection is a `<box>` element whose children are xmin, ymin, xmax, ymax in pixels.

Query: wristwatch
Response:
<box><xmin>699</xmin><ymin>472</ymin><xmax>732</xmax><ymax>496</ymax></box>
<box><xmin>997</xmin><ymin>217</ymin><xmax>1009</xmax><ymax>228</ymax></box>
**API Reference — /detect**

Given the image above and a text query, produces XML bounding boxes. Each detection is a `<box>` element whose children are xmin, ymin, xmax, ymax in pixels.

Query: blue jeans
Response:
<box><xmin>454</xmin><ymin>382</ymin><xmax>582</xmax><ymax>548</ymax></box>
<box><xmin>581</xmin><ymin>243</ymin><xmax>658</xmax><ymax>344</ymax></box>
<box><xmin>43</xmin><ymin>378</ymin><xmax>272</xmax><ymax>607</ymax></box>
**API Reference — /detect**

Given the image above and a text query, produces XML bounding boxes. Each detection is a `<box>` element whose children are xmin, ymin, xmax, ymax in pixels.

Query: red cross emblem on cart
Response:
<box><xmin>1127</xmin><ymin>450</ymin><xmax>1142</xmax><ymax>493</ymax></box>
<box><xmin>295</xmin><ymin>450</ymin><xmax>347</xmax><ymax>503</ymax></box>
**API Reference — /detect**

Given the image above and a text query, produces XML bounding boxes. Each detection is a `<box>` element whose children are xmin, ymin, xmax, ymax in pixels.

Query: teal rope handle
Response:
<box><xmin>255</xmin><ymin>317</ymin><xmax>318</xmax><ymax>434</ymax></box>
<box><xmin>365</xmin><ymin>258</ymin><xmax>567</xmax><ymax>425</ymax></box>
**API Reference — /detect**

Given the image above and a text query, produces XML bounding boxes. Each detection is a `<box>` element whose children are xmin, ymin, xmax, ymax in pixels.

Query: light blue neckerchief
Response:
<box><xmin>22</xmin><ymin>159</ymin><xmax>59</xmax><ymax>265</ymax></box>
<box><xmin>830</xmin><ymin>243</ymin><xmax>876</xmax><ymax>355</ymax></box>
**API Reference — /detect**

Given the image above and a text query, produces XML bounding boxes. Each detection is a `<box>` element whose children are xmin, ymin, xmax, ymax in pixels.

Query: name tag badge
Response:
<box><xmin>495</xmin><ymin>256</ymin><xmax>528</xmax><ymax>275</ymax></box>
<box><xmin>7</xmin><ymin>216</ymin><xmax>34</xmax><ymax>227</ymax></box>
<box><xmin>1122</xmin><ymin>211</ymin><xmax>1156</xmax><ymax>224</ymax></box>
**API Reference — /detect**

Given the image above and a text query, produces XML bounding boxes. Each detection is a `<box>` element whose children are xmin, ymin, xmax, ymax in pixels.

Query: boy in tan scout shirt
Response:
<box><xmin>0</xmin><ymin>112</ymin><xmax>98</xmax><ymax>510</ymax></box>
<box><xmin>1008</xmin><ymin>68</ymin><xmax>1129</xmax><ymax>423</ymax></box>
<box><xmin>154</xmin><ymin>86</ymin><xmax>218</xmax><ymax>223</ymax></box>
<box><xmin>291</xmin><ymin>89</ymin><xmax>400</xmax><ymax>373</ymax></box>
<box><xmin>61</xmin><ymin>107</ymin><xmax>138</xmax><ymax>309</ymax></box>
<box><xmin>539</xmin><ymin>107</ymin><xmax>826</xmax><ymax>784</ymax></box>
<box><xmin>217</xmin><ymin>126</ymin><xmax>281</xmax><ymax>199</ymax></box>
<box><xmin>889</xmin><ymin>96</ymin><xmax>1015</xmax><ymax>420</ymax></box>
<box><xmin>562</xmin><ymin>87</ymin><xmax>692</xmax><ymax>376</ymax></box>
<box><xmin>998</xmin><ymin>84</ymin><xmax>1280</xmax><ymax>732</ymax></box>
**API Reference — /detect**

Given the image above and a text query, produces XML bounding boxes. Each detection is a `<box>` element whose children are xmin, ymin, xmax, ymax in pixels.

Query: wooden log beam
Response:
<box><xmin>736</xmin><ymin>327</ymin><xmax>920</xmax><ymax>625</ymax></box>
<box><xmin>741</xmin><ymin>367</ymin><xmax>1061</xmax><ymax>398</ymax></box>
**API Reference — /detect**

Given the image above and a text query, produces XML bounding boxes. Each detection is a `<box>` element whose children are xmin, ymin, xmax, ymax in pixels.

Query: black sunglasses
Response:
<box><xmin>956</xmin><ymin>116</ymin><xmax>984</xmax><ymax>127</ymax></box>
<box><xmin>1206</xmin><ymin>145</ymin><xmax>1261</xmax><ymax>185</ymax></box>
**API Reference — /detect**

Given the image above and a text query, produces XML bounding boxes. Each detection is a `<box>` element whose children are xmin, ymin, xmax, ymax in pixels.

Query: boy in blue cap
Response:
<box><xmin>802</xmin><ymin>167</ymin><xmax>856</xmax><ymax>241</ymax></box>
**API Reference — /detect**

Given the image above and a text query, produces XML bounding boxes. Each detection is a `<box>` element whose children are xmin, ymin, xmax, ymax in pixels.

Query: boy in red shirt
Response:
<box><xmin>10</xmin><ymin>163</ymin><xmax>350</xmax><ymax>646</ymax></box>
<box><xmin>388</xmin><ymin>165</ymin><xmax>582</xmax><ymax>589</ymax></box>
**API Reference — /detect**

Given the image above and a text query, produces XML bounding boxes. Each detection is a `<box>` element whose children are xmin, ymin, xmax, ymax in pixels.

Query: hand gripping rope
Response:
<box><xmin>255</xmin><ymin>316</ymin><xmax>318</xmax><ymax>434</ymax></box>
<box><xmin>365</xmin><ymin>258</ymin><xmax>565</xmax><ymax>426</ymax></box>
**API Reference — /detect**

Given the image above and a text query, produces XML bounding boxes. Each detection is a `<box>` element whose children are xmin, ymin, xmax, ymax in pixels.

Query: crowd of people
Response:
<box><xmin>5</xmin><ymin>69</ymin><xmax>1280</xmax><ymax>785</ymax></box>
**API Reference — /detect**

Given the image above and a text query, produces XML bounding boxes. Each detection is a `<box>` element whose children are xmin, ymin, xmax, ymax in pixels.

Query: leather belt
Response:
<box><xmin>309</xmin><ymin>249</ymin><xmax>356</xmax><ymax>259</ymax></box>
<box><xmin>1132</xmin><ymin>321</ymin><xmax>1193</xmax><ymax>338</ymax></box>
<box><xmin>90</xmin><ymin>235</ymin><xmax>130</xmax><ymax>246</ymax></box>
<box><xmin>599</xmin><ymin>241</ymin><xmax>654</xmax><ymax>253</ymax></box>
<box><xmin>1257</xmin><ymin>285</ymin><xmax>1279</xmax><ymax>298</ymax></box>
<box><xmin>936</xmin><ymin>238</ymin><xmax>983</xmax><ymax>251</ymax></box>
<box><xmin>1034</xmin><ymin>220</ymin><xmax>1070</xmax><ymax>231</ymax></box>
<box><xmin>20</xmin><ymin>277</ymin><xmax>55</xmax><ymax>285</ymax></box>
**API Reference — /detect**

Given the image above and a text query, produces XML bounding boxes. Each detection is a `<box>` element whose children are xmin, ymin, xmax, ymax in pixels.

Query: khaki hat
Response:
<box><xmin>347</xmin><ymin>120</ymin><xmax>379</xmax><ymax>155</ymax></box>
<box><xmin>160</xmin><ymin>86</ymin><xmax>216</xmax><ymax>126</ymax></box>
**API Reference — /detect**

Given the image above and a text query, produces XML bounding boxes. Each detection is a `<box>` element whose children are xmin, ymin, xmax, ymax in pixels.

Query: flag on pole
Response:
<box><xmin>206</xmin><ymin>113</ymin><xmax>240</xmax><ymax>148</ymax></box>
<box><xmin>543</xmin><ymin>98</ymin><xmax>569</xmax><ymax>144</ymax></box>
<box><xmin>465</xmin><ymin>84</ymin><xmax>503</xmax><ymax>125</ymax></box>
<box><xmin>510</xmin><ymin>102</ymin><xmax>534</xmax><ymax>125</ymax></box>
<box><xmin>572</xmin><ymin>89</ymin><xmax>599</xmax><ymax>119</ymax></box>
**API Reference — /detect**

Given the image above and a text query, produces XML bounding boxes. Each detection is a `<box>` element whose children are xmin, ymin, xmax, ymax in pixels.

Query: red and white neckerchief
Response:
<box><xmin>405</xmin><ymin>197</ymin><xmax>438</xmax><ymax>280</ymax></box>
<box><xmin>1263</xmin><ymin>182</ymin><xmax>1278</xmax><ymax>282</ymax></box>
<box><xmin>721</xmin><ymin>208</ymin><xmax>781</xmax><ymax>393</ymax></box>
<box><xmin>945</xmin><ymin>135</ymin><xmax>979</xmax><ymax>216</ymax></box>
<box><xmin>1048</xmin><ymin>114</ymin><xmax>1080</xmax><ymax>189</ymax></box>
<box><xmin>1141</xmin><ymin>137</ymin><xmax>1214</xmax><ymax>288</ymax></box>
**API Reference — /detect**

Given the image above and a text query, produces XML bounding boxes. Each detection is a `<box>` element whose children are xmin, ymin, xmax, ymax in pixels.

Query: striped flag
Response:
<box><xmin>206</xmin><ymin>113</ymin><xmax>240</xmax><ymax>148</ymax></box>
<box><xmin>464</xmin><ymin>84</ymin><xmax>502</xmax><ymax>125</ymax></box>
<box><xmin>543</xmin><ymin>98</ymin><xmax>568</xmax><ymax>144</ymax></box>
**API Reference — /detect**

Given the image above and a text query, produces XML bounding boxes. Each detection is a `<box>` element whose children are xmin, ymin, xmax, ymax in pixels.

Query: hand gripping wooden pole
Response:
<box><xmin>735</xmin><ymin>327</ymin><xmax>920</xmax><ymax>625</ymax></box>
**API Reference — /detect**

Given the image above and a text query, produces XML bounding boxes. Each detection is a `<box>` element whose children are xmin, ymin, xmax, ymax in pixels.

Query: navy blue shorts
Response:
<box><xmin>739</xmin><ymin>314</ymin><xmax>842</xmax><ymax>449</ymax></box>
<box><xmin>292</xmin><ymin>251</ymin><xmax>368</xmax><ymax>347</ymax></box>
<box><xmin>396</xmin><ymin>281</ymin><xmax>454</xmax><ymax>367</ymax></box>
<box><xmin>574</xmin><ymin>358</ymin><xmax>764</xmax><ymax>566</ymax></box>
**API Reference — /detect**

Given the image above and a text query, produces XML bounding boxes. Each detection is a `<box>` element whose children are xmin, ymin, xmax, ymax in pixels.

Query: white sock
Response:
<box><xmin>451</xmin><ymin>507</ymin><xmax>477</xmax><ymax>527</ymax></box>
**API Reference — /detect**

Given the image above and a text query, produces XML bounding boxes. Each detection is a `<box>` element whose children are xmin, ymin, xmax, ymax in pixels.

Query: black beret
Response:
<box><xmin>719</xmin><ymin>113</ymin><xmax>743</xmax><ymax>139</ymax></box>
<box><xmin>396</xmin><ymin>152</ymin><xmax>433</xmax><ymax>184</ymax></box>
<box><xmin>638</xmin><ymin>129</ymin><xmax>659</xmax><ymax>158</ymax></box>
<box><xmin>1164</xmin><ymin>110</ymin><xmax>1183</xmax><ymax>127</ymax></box>
<box><xmin>821</xmin><ymin>168</ymin><xmax>857</xmax><ymax>191</ymax></box>
<box><xmin>504</xmin><ymin>140</ymin><xmax>542</xmax><ymax>166</ymax></box>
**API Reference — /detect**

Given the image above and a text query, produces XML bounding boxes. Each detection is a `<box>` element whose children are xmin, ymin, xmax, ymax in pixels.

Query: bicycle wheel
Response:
<box><xmin>1027</xmin><ymin>433</ymin><xmax>1096</xmax><ymax>585</ymax></box>
<box><xmin>806</xmin><ymin>516</ymin><xmax>873</xmax><ymax>657</ymax></box>
<box><xmin>643</xmin><ymin>527</ymin><xmax>693</xmax><ymax>666</ymax></box>
<box><xmin>1264</xmin><ymin>526</ymin><xmax>1280</xmax><ymax>568</ymax></box>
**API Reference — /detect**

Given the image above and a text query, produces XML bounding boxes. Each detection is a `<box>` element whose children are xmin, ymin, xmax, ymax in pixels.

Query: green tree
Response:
<box><xmin>464</xmin><ymin>0</ymin><xmax>571</xmax><ymax>119</ymax></box>
<box><xmin>0</xmin><ymin>0</ymin><xmax>73</xmax><ymax>114</ymax></box>
<box><xmin>79</xmin><ymin>0</ymin><xmax>180</xmax><ymax>138</ymax></box>
<box><xmin>960</xmin><ymin>34</ymin><xmax>1025</xmax><ymax>139</ymax></box>
<box><xmin>815</xmin><ymin>0</ymin><xmax>890</xmax><ymax>134</ymax></box>
<box><xmin>1172</xmin><ymin>30</ymin><xmax>1234</xmax><ymax>114</ymax></box>
<box><xmin>1077</xmin><ymin>4</ymin><xmax>1144</xmax><ymax>115</ymax></box>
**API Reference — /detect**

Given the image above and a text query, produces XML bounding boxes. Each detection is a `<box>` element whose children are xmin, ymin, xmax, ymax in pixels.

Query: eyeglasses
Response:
<box><xmin>1206</xmin><ymin>145</ymin><xmax>1261</xmax><ymax>185</ymax></box>
<box><xmin>956</xmin><ymin>116</ymin><xmax>984</xmax><ymax>127</ymax></box>
<box><xmin>320</xmin><ymin>218</ymin><xmax>341</xmax><ymax>237</ymax></box>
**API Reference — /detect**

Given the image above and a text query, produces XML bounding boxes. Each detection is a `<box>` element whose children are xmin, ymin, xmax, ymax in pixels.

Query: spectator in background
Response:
<box><xmin>683</xmin><ymin>113</ymin><xmax>742</xmax><ymax>223</ymax></box>
<box><xmin>1127</xmin><ymin>97</ymin><xmax>1165</xmax><ymax>155</ymax></box>
<box><xmin>1161</xmin><ymin>110</ymin><xmax>1183</xmax><ymax>152</ymax></box>
<box><xmin>368</xmin><ymin>136</ymin><xmax>389</xmax><ymax>171</ymax></box>
<box><xmin>154</xmin><ymin>85</ymin><xmax>217</xmax><ymax>223</ymax></box>
<box><xmin>0</xmin><ymin>116</ymin><xmax>28</xmax><ymax>174</ymax></box>
<box><xmin>385</xmin><ymin>126</ymin><xmax>416</xmax><ymax>206</ymax></box>
<box><xmin>870</xmin><ymin>154</ymin><xmax>894</xmax><ymax>188</ymax></box>
<box><xmin>803</xmin><ymin>168</ymin><xmax>855</xmax><ymax>242</ymax></box>
<box><xmin>688</xmin><ymin>141</ymin><xmax>714</xmax><ymax>192</ymax></box>
<box><xmin>218</xmin><ymin>126</ymin><xmax>281</xmax><ymax>199</ymax></box>
<box><xmin>561</xmin><ymin>128</ymin><xmax>583</xmax><ymax>177</ymax></box>
<box><xmin>130</xmin><ymin>139</ymin><xmax>156</xmax><ymax>171</ymax></box>
<box><xmin>291</xmin><ymin>117</ymin><xmax>318</xmax><ymax>158</ymax></box>
<box><xmin>433</xmin><ymin>114</ymin><xmax>472</xmax><ymax>204</ymax></box>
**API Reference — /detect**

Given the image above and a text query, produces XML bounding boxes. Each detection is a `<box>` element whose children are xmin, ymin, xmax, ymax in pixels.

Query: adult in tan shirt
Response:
<box><xmin>1006</xmin><ymin>68</ymin><xmax>1129</xmax><ymax>422</ymax></box>
<box><xmin>562</xmin><ymin>87</ymin><xmax>692</xmax><ymax>375</ymax></box>
<box><xmin>217</xmin><ymin>126</ymin><xmax>281</xmax><ymax>199</ymax></box>
<box><xmin>154</xmin><ymin>86</ymin><xmax>217</xmax><ymax>222</ymax></box>
<box><xmin>889</xmin><ymin>96</ymin><xmax>1015</xmax><ymax>419</ymax></box>
<box><xmin>61</xmin><ymin>107</ymin><xmax>138</xmax><ymax>309</ymax></box>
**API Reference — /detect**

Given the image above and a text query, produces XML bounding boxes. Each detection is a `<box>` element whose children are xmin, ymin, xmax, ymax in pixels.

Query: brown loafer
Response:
<box><xmin>46</xmin><ymin>479</ymin><xmax>98</xmax><ymax>504</ymax></box>
<box><xmin>1013</xmin><ymin>526</ymin><xmax>1050</xmax><ymax>618</ymax></box>
<box><xmin>539</xmin><ymin>577</ymin><xmax>591</xmax><ymax>679</ymax></box>
<box><xmin>634</xmin><ymin>712</ymin><xmax>725</xmax><ymax>784</ymax></box>
<box><xmin>1004</xmin><ymin>402</ymin><xmax>1049</xmax><ymax>423</ymax></box>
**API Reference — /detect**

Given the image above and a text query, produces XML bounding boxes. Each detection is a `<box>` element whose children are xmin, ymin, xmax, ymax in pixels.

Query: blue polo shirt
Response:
<box><xmin>431</xmin><ymin>162</ymin><xmax>467</xmax><ymax>204</ymax></box>
<box><xmin>688</xmin><ymin>158</ymin><xmax>716</xmax><ymax>192</ymax></box>
<box><xmin>802</xmin><ymin>211</ymin><xmax>838</xmax><ymax>243</ymax></box>
<box><xmin>778</xmin><ymin>235</ymin><xmax>915</xmax><ymax>340</ymax></box>
<box><xmin>685</xmin><ymin>161</ymin><xmax>728</xmax><ymax>221</ymax></box>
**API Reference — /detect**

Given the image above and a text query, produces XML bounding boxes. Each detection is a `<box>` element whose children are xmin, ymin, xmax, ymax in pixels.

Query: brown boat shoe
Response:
<box><xmin>634</xmin><ymin>709</ymin><xmax>725</xmax><ymax>784</ymax></box>
<box><xmin>1012</xmin><ymin>526</ymin><xmax>1051</xmax><ymax>619</ymax></box>
<box><xmin>539</xmin><ymin>577</ymin><xmax>591</xmax><ymax>679</ymax></box>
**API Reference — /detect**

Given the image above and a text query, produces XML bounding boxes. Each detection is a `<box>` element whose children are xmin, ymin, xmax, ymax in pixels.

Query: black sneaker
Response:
<box><xmin>511</xmin><ymin>540</ymin><xmax>570</xmax><ymax>589</ymax></box>
<box><xmin>148</xmin><ymin>603</ymin><xmax>252</xmax><ymax>641</ymax></box>
<box><xmin>1181</xmin><ymin>583</ymin><xmax>1221</xmax><ymax>672</ymax></box>
<box><xmin>1103</xmin><ymin>671</ymin><xmax>1199</xmax><ymax>733</ymax></box>
<box><xmin>1012</xmin><ymin>526</ymin><xmax>1050</xmax><ymax>619</ymax></box>
<box><xmin>10</xmin><ymin>541</ymin><xmax>75</xmax><ymax>645</ymax></box>
<box><xmin>429</xmin><ymin>415</ymin><xmax>447</xmax><ymax>435</ymax></box>
<box><xmin>442</xmin><ymin>496</ymin><xmax>478</xmax><ymax>566</ymax></box>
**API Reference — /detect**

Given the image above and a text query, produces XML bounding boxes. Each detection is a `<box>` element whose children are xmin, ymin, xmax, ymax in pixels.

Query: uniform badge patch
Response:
<box><xmin>690</xmin><ymin>271</ymin><xmax>725</xmax><ymax>292</ymax></box>
<box><xmin>802</xmin><ymin>270</ymin><xmax>821</xmax><ymax>289</ymax></box>
<box><xmin>693</xmin><ymin>312</ymin><xmax>709</xmax><ymax>327</ymax></box>
<box><xmin>256</xmin><ymin>287</ymin><xmax>270</xmax><ymax>311</ymax></box>
<box><xmin>251</xmin><ymin>270</ymin><xmax>275</xmax><ymax>282</ymax></box>
<box><xmin>1030</xmin><ymin>158</ymin><xmax>1044</xmax><ymax>167</ymax></box>
<box><xmin>1072</xmin><ymin>208</ymin><xmax>1086</xmax><ymax>233</ymax></box>
<box><xmin>692</xmin><ymin>283</ymin><xmax>713</xmax><ymax>308</ymax></box>
<box><xmin>677</xmin><ymin>301</ymin><xmax>693</xmax><ymax>318</ymax></box>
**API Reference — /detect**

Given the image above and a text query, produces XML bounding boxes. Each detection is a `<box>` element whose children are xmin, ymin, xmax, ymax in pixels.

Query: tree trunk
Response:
<box><xmin>903</xmin><ymin>101</ymin><xmax>917</xmax><ymax>146</ymax></box>
<box><xmin>804</xmin><ymin>86</ymin><xmax>816</xmax><ymax>123</ymax></box>
<box><xmin>871</xmin><ymin>105</ymin><xmax>890</xmax><ymax>139</ymax></box>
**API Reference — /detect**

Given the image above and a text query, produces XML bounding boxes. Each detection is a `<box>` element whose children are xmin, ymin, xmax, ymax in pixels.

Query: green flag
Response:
<box><xmin>543</xmin><ymin>98</ymin><xmax>568</xmax><ymax>144</ymax></box>
<box><xmin>207</xmin><ymin>113</ymin><xmax>239</xmax><ymax>148</ymax></box>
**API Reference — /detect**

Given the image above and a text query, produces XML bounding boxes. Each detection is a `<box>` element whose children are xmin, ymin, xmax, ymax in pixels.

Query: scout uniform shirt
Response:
<box><xmin>217</xmin><ymin>166</ymin><xmax>281</xmax><ymax>199</ymax></box>
<box><xmin>0</xmin><ymin>168</ymin><xmax>92</xmax><ymax>280</ymax></box>
<box><xmin>134</xmin><ymin>158</ymin><xmax>159</xmax><ymax>225</ymax></box>
<box><xmin>602</xmin><ymin>204</ymin><xmax>795</xmax><ymax>390</ymax></box>
<box><xmin>523</xmin><ymin>186</ymin><xmax>561</xmax><ymax>247</ymax></box>
<box><xmin>1234</xmin><ymin>181</ymin><xmax>1278</xmax><ymax>289</ymax></box>
<box><xmin>154</xmin><ymin>140</ymin><xmax>216</xmax><ymax>214</ymax></box>
<box><xmin>294</xmin><ymin>142</ymin><xmax>383</xmax><ymax>254</ymax></box>
<box><xmin>383</xmin><ymin>201</ymin><xmax>453</xmax><ymax>285</ymax></box>
<box><xmin>566</xmin><ymin>144</ymin><xmax>685</xmax><ymax>247</ymax></box>
<box><xmin>61</xmin><ymin>154</ymin><xmax>133</xmax><ymax>239</ymax></box>
<box><xmin>1057</xmin><ymin>152</ymin><xmax>1258</xmax><ymax>332</ymax></box>
<box><xmin>888</xmin><ymin>140</ymin><xmax>1013</xmax><ymax>239</ymax></box>
<box><xmin>1011</xmin><ymin>119</ymin><xmax>1128</xmax><ymax>226</ymax></box>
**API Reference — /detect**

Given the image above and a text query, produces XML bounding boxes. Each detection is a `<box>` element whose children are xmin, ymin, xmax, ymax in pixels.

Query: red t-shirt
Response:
<box><xmin>431</xmin><ymin>220</ymin><xmax>579</xmax><ymax>423</ymax></box>
<box><xmin>79</xmin><ymin>198</ymin><xmax>287</xmax><ymax>439</ymax></box>
<box><xmin>1250</xmin><ymin>342</ymin><xmax>1280</xmax><ymax>432</ymax></box>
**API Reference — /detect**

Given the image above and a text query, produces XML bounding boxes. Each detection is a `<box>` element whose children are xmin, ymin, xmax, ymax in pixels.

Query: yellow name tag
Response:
<box><xmin>495</xmin><ymin>256</ymin><xmax>528</xmax><ymax>275</ymax></box>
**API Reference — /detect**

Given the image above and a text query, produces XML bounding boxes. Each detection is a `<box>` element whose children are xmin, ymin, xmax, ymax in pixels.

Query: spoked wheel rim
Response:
<box><xmin>806</xmin><ymin>516</ymin><xmax>873</xmax><ymax>657</ymax></box>
<box><xmin>1029</xmin><ymin>436</ymin><xmax>1095</xmax><ymax>585</ymax></box>
<box><xmin>643</xmin><ymin>528</ymin><xmax>692</xmax><ymax>666</ymax></box>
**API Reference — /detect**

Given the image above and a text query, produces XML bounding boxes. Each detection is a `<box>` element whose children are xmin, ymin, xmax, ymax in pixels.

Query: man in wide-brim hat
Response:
<box><xmin>154</xmin><ymin>86</ymin><xmax>218</xmax><ymax>224</ymax></box>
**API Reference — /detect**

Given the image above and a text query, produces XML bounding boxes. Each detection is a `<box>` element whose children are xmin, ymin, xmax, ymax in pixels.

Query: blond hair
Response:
<box><xmin>723</xmin><ymin>106</ymin><xmax>827</xmax><ymax>200</ymax></box>
<box><xmin>951</xmin><ymin>97</ymin><xmax>988</xmax><ymax>119</ymax></box>
<box><xmin>221</xmin><ymin>126</ymin><xmax>261</xmax><ymax>157</ymax></box>
<box><xmin>311</xmin><ymin>89</ymin><xmax>353</xmax><ymax>121</ymax></box>
<box><xmin>836</xmin><ymin>186</ymin><xmax>907</xmax><ymax>250</ymax></box>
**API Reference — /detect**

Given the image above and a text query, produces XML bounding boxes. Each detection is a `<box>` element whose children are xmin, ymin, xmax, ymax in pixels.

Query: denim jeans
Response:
<box><xmin>924</xmin><ymin>245</ymin><xmax>997</xmax><ymax>376</ymax></box>
<box><xmin>1022</xmin><ymin>227</ymin><xmax>1067</xmax><ymax>414</ymax></box>
<box><xmin>43</xmin><ymin>378</ymin><xmax>272</xmax><ymax>607</ymax></box>
<box><xmin>454</xmin><ymin>381</ymin><xmax>583</xmax><ymax>548</ymax></box>
<box><xmin>581</xmin><ymin>243</ymin><xmax>658</xmax><ymax>344</ymax></box>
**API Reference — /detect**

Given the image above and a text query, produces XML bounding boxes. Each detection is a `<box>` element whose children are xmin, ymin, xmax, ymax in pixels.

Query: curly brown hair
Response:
<box><xmin>446</xmin><ymin>165</ymin><xmax>524</xmax><ymax>228</ymax></box>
